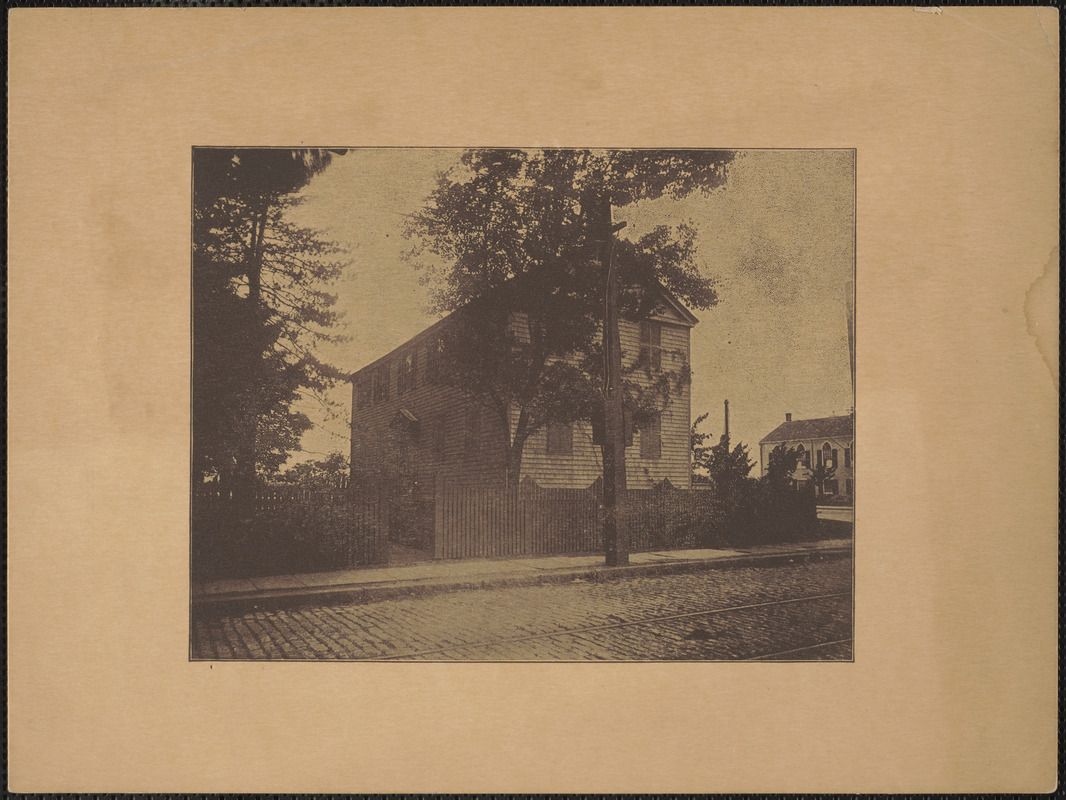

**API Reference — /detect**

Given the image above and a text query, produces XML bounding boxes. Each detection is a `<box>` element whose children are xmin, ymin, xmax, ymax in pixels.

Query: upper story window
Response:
<box><xmin>372</xmin><ymin>362</ymin><xmax>390</xmax><ymax>403</ymax></box>
<box><xmin>844</xmin><ymin>445</ymin><xmax>852</xmax><ymax>468</ymax></box>
<box><xmin>796</xmin><ymin>444</ymin><xmax>809</xmax><ymax>466</ymax></box>
<box><xmin>425</xmin><ymin>337</ymin><xmax>445</xmax><ymax>383</ymax></box>
<box><xmin>397</xmin><ymin>350</ymin><xmax>417</xmax><ymax>395</ymax></box>
<box><xmin>639</xmin><ymin>414</ymin><xmax>662</xmax><ymax>459</ymax></box>
<box><xmin>355</xmin><ymin>375</ymin><xmax>372</xmax><ymax>410</ymax></box>
<box><xmin>821</xmin><ymin>442</ymin><xmax>833</xmax><ymax>469</ymax></box>
<box><xmin>546</xmin><ymin>421</ymin><xmax>573</xmax><ymax>456</ymax></box>
<box><xmin>639</xmin><ymin>320</ymin><xmax>662</xmax><ymax>371</ymax></box>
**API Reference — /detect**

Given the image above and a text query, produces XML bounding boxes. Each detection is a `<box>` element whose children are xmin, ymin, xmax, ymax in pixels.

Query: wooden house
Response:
<box><xmin>350</xmin><ymin>290</ymin><xmax>698</xmax><ymax>491</ymax></box>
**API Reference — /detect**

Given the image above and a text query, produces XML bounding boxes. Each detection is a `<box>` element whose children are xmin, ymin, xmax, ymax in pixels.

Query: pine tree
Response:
<box><xmin>192</xmin><ymin>148</ymin><xmax>349</xmax><ymax>492</ymax></box>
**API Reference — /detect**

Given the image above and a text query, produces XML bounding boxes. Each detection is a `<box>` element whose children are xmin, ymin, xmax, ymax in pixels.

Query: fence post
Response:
<box><xmin>520</xmin><ymin>476</ymin><xmax>537</xmax><ymax>554</ymax></box>
<box><xmin>434</xmin><ymin>472</ymin><xmax>444</xmax><ymax>559</ymax></box>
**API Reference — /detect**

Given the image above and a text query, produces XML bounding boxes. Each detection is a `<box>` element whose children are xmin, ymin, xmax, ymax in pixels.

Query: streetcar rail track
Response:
<box><xmin>358</xmin><ymin>590</ymin><xmax>851</xmax><ymax>661</ymax></box>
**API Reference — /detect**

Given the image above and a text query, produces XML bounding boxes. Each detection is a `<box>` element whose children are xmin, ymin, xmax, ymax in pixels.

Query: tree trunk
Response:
<box><xmin>503</xmin><ymin>407</ymin><xmax>529</xmax><ymax>489</ymax></box>
<box><xmin>504</xmin><ymin>440</ymin><xmax>526</xmax><ymax>490</ymax></box>
<box><xmin>233</xmin><ymin>200</ymin><xmax>270</xmax><ymax>506</ymax></box>
<box><xmin>246</xmin><ymin>201</ymin><xmax>268</xmax><ymax>303</ymax></box>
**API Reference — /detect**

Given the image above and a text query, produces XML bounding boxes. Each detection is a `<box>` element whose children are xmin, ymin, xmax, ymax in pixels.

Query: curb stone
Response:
<box><xmin>192</xmin><ymin>545</ymin><xmax>852</xmax><ymax>616</ymax></box>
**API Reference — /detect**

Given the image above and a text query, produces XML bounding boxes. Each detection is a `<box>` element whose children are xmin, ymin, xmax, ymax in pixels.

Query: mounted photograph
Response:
<box><xmin>190</xmin><ymin>147</ymin><xmax>855</xmax><ymax>661</ymax></box>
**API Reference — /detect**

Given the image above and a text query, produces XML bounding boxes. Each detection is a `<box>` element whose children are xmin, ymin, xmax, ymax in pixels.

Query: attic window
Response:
<box><xmin>639</xmin><ymin>320</ymin><xmax>662</xmax><ymax>371</ymax></box>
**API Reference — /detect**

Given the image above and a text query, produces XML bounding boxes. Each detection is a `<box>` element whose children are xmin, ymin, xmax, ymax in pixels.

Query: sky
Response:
<box><xmin>284</xmin><ymin>148</ymin><xmax>855</xmax><ymax>470</ymax></box>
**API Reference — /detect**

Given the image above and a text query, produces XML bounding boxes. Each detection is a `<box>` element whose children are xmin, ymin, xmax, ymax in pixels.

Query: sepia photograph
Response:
<box><xmin>190</xmin><ymin>147</ymin><xmax>856</xmax><ymax>661</ymax></box>
<box><xmin>10</xmin><ymin>7</ymin><xmax>1057</xmax><ymax>792</ymax></box>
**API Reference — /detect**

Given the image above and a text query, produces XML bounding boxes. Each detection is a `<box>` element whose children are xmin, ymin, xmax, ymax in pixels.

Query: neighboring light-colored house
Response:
<box><xmin>350</xmin><ymin>290</ymin><xmax>698</xmax><ymax>490</ymax></box>
<box><xmin>759</xmin><ymin>413</ymin><xmax>854</xmax><ymax>499</ymax></box>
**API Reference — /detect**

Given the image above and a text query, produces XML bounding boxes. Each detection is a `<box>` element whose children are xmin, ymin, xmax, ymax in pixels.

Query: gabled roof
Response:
<box><xmin>760</xmin><ymin>414</ymin><xmax>854</xmax><ymax>444</ymax></box>
<box><xmin>349</xmin><ymin>283</ymin><xmax>698</xmax><ymax>381</ymax></box>
<box><xmin>650</xmin><ymin>290</ymin><xmax>699</xmax><ymax>327</ymax></box>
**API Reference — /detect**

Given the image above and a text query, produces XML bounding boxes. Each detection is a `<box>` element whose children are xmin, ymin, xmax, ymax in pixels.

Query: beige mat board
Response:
<box><xmin>7</xmin><ymin>7</ymin><xmax>1058</xmax><ymax>793</ymax></box>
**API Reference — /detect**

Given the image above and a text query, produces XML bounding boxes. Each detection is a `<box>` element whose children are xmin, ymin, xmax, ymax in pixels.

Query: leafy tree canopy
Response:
<box><xmin>763</xmin><ymin>443</ymin><xmax>803</xmax><ymax>491</ymax></box>
<box><xmin>691</xmin><ymin>413</ymin><xmax>755</xmax><ymax>489</ymax></box>
<box><xmin>277</xmin><ymin>451</ymin><xmax>350</xmax><ymax>488</ymax></box>
<box><xmin>405</xmin><ymin>148</ymin><xmax>735</xmax><ymax>485</ymax></box>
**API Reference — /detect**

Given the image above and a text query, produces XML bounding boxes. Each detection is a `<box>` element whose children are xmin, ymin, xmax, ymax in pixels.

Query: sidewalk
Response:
<box><xmin>192</xmin><ymin>538</ymin><xmax>853</xmax><ymax>614</ymax></box>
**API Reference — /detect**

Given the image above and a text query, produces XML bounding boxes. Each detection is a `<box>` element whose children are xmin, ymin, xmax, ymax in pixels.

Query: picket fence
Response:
<box><xmin>435</xmin><ymin>478</ymin><xmax>720</xmax><ymax>559</ymax></box>
<box><xmin>192</xmin><ymin>478</ymin><xmax>725</xmax><ymax>576</ymax></box>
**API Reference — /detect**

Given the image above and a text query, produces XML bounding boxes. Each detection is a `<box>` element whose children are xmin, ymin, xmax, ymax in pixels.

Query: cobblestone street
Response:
<box><xmin>191</xmin><ymin>556</ymin><xmax>852</xmax><ymax>661</ymax></box>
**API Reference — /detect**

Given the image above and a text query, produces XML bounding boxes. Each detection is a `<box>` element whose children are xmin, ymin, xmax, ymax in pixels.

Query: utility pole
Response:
<box><xmin>724</xmin><ymin>398</ymin><xmax>729</xmax><ymax>446</ymax></box>
<box><xmin>601</xmin><ymin>195</ymin><xmax>629</xmax><ymax>566</ymax></box>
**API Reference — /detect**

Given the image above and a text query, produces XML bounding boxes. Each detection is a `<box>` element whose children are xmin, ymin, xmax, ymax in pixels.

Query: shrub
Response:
<box><xmin>817</xmin><ymin>518</ymin><xmax>854</xmax><ymax>540</ymax></box>
<box><xmin>684</xmin><ymin>479</ymin><xmax>821</xmax><ymax>549</ymax></box>
<box><xmin>752</xmin><ymin>485</ymin><xmax>819</xmax><ymax>544</ymax></box>
<box><xmin>191</xmin><ymin>491</ymin><xmax>385</xmax><ymax>580</ymax></box>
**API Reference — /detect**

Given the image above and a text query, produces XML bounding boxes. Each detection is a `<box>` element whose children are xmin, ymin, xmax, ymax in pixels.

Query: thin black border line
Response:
<box><xmin>189</xmin><ymin>146</ymin><xmax>858</xmax><ymax>664</ymax></box>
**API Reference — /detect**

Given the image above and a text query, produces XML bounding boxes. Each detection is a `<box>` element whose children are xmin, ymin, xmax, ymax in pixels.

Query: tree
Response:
<box><xmin>708</xmin><ymin>435</ymin><xmax>755</xmax><ymax>491</ymax></box>
<box><xmin>405</xmin><ymin>148</ymin><xmax>735</xmax><ymax>487</ymax></box>
<box><xmin>690</xmin><ymin>412</ymin><xmax>715</xmax><ymax>486</ymax></box>
<box><xmin>763</xmin><ymin>443</ymin><xmax>803</xmax><ymax>491</ymax></box>
<box><xmin>690</xmin><ymin>413</ymin><xmax>754</xmax><ymax>491</ymax></box>
<box><xmin>809</xmin><ymin>461</ymin><xmax>837</xmax><ymax>497</ymax></box>
<box><xmin>193</xmin><ymin>148</ymin><xmax>349</xmax><ymax>492</ymax></box>
<box><xmin>277</xmin><ymin>452</ymin><xmax>350</xmax><ymax>488</ymax></box>
<box><xmin>758</xmin><ymin>443</ymin><xmax>818</xmax><ymax>542</ymax></box>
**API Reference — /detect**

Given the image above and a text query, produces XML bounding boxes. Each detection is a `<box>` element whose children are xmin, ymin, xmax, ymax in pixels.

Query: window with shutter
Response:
<box><xmin>546</xmin><ymin>422</ymin><xmax>573</xmax><ymax>456</ymax></box>
<box><xmin>424</xmin><ymin>339</ymin><xmax>441</xmax><ymax>383</ymax></box>
<box><xmin>398</xmin><ymin>351</ymin><xmax>416</xmax><ymax>394</ymax></box>
<box><xmin>640</xmin><ymin>415</ymin><xmax>662</xmax><ymax>459</ymax></box>
<box><xmin>372</xmin><ymin>363</ymin><xmax>390</xmax><ymax>403</ymax></box>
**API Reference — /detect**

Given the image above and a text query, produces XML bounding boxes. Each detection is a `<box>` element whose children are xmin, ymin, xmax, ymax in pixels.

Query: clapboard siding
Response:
<box><xmin>351</xmin><ymin>297</ymin><xmax>696</xmax><ymax>491</ymax></box>
<box><xmin>351</xmin><ymin>325</ymin><xmax>508</xmax><ymax>489</ymax></box>
<box><xmin>518</xmin><ymin>317</ymin><xmax>692</xmax><ymax>489</ymax></box>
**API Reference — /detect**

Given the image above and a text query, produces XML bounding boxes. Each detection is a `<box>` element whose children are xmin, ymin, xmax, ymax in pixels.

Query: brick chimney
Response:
<box><xmin>786</xmin><ymin>413</ymin><xmax>792</xmax><ymax>422</ymax></box>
